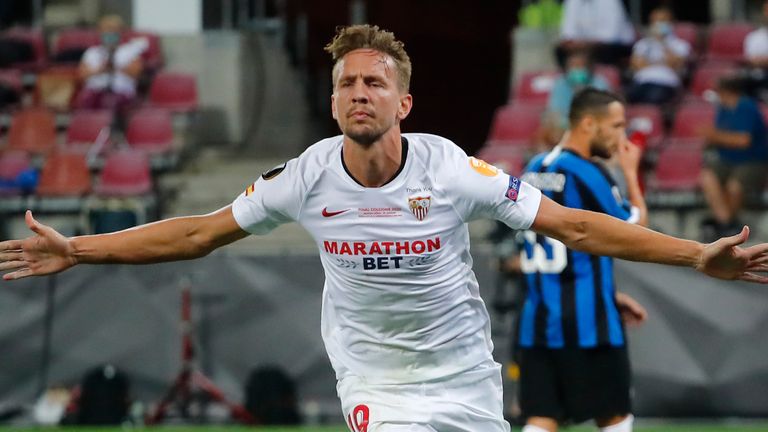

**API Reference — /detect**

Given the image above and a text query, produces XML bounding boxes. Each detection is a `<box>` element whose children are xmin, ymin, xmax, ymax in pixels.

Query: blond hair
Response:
<box><xmin>324</xmin><ymin>24</ymin><xmax>412</xmax><ymax>92</ymax></box>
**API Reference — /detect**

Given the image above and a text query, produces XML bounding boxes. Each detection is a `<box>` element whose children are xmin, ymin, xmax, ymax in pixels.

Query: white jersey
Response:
<box><xmin>232</xmin><ymin>133</ymin><xmax>542</xmax><ymax>384</ymax></box>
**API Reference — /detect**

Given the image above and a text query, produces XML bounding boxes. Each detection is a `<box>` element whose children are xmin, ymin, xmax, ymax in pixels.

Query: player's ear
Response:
<box><xmin>331</xmin><ymin>93</ymin><xmax>338</xmax><ymax>120</ymax></box>
<box><xmin>397</xmin><ymin>94</ymin><xmax>413</xmax><ymax>120</ymax></box>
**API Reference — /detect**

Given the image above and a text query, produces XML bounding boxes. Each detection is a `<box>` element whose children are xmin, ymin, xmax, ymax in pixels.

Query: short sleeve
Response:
<box><xmin>447</xmin><ymin>150</ymin><xmax>542</xmax><ymax>229</ymax></box>
<box><xmin>231</xmin><ymin>159</ymin><xmax>304</xmax><ymax>235</ymax></box>
<box><xmin>81</xmin><ymin>46</ymin><xmax>104</xmax><ymax>68</ymax></box>
<box><xmin>671</xmin><ymin>38</ymin><xmax>691</xmax><ymax>58</ymax></box>
<box><xmin>745</xmin><ymin>31</ymin><xmax>764</xmax><ymax>58</ymax></box>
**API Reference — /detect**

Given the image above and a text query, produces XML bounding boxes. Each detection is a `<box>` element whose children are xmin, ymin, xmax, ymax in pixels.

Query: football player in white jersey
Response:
<box><xmin>3</xmin><ymin>25</ymin><xmax>768</xmax><ymax>432</ymax></box>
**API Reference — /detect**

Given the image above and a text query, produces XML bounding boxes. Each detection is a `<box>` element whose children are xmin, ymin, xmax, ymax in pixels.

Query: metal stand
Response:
<box><xmin>146</xmin><ymin>282</ymin><xmax>253</xmax><ymax>425</ymax></box>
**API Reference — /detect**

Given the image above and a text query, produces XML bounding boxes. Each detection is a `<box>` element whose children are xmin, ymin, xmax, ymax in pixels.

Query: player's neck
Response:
<box><xmin>342</xmin><ymin>131</ymin><xmax>404</xmax><ymax>187</ymax></box>
<box><xmin>561</xmin><ymin>131</ymin><xmax>591</xmax><ymax>159</ymax></box>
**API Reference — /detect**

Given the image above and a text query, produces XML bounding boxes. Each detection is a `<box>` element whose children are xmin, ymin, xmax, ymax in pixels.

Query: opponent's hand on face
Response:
<box><xmin>615</xmin><ymin>291</ymin><xmax>647</xmax><ymax>327</ymax></box>
<box><xmin>0</xmin><ymin>211</ymin><xmax>77</xmax><ymax>281</ymax></box>
<box><xmin>697</xmin><ymin>226</ymin><xmax>768</xmax><ymax>283</ymax></box>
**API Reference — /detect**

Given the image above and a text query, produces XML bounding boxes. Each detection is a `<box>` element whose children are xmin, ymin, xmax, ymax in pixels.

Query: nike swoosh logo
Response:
<box><xmin>322</xmin><ymin>207</ymin><xmax>350</xmax><ymax>217</ymax></box>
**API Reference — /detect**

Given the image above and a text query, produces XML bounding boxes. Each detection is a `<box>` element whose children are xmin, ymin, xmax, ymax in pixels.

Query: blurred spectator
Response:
<box><xmin>744</xmin><ymin>0</ymin><xmax>768</xmax><ymax>101</ymax></box>
<box><xmin>699</xmin><ymin>77</ymin><xmax>768</xmax><ymax>240</ymax></box>
<box><xmin>537</xmin><ymin>50</ymin><xmax>611</xmax><ymax>149</ymax></box>
<box><xmin>556</xmin><ymin>0</ymin><xmax>634</xmax><ymax>68</ymax></box>
<box><xmin>75</xmin><ymin>15</ymin><xmax>146</xmax><ymax>118</ymax></box>
<box><xmin>627</xmin><ymin>7</ymin><xmax>690</xmax><ymax>105</ymax></box>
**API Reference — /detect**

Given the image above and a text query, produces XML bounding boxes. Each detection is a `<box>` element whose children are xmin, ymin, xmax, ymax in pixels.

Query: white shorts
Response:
<box><xmin>337</xmin><ymin>360</ymin><xmax>511</xmax><ymax>432</ymax></box>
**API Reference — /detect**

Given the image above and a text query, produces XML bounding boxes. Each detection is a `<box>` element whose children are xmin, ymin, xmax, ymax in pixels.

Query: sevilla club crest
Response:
<box><xmin>408</xmin><ymin>196</ymin><xmax>431</xmax><ymax>221</ymax></box>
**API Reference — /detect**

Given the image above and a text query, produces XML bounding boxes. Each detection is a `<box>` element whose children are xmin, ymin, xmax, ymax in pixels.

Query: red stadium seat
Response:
<box><xmin>0</xmin><ymin>68</ymin><xmax>23</xmax><ymax>95</ymax></box>
<box><xmin>36</xmin><ymin>152</ymin><xmax>92</xmax><ymax>196</ymax></box>
<box><xmin>121</xmin><ymin>30</ymin><xmax>163</xmax><ymax>70</ymax></box>
<box><xmin>2</xmin><ymin>26</ymin><xmax>47</xmax><ymax>71</ymax></box>
<box><xmin>511</xmin><ymin>70</ymin><xmax>559</xmax><ymax>105</ymax></box>
<box><xmin>476</xmin><ymin>146</ymin><xmax>526</xmax><ymax>176</ymax></box>
<box><xmin>126</xmin><ymin>108</ymin><xmax>174</xmax><ymax>154</ymax></box>
<box><xmin>95</xmin><ymin>150</ymin><xmax>152</xmax><ymax>196</ymax></box>
<box><xmin>0</xmin><ymin>151</ymin><xmax>29</xmax><ymax>178</ymax></box>
<box><xmin>7</xmin><ymin>108</ymin><xmax>57</xmax><ymax>155</ymax></box>
<box><xmin>486</xmin><ymin>104</ymin><xmax>543</xmax><ymax>148</ymax></box>
<box><xmin>706</xmin><ymin>23</ymin><xmax>753</xmax><ymax>62</ymax></box>
<box><xmin>53</xmin><ymin>28</ymin><xmax>101</xmax><ymax>61</ymax></box>
<box><xmin>626</xmin><ymin>104</ymin><xmax>665</xmax><ymax>149</ymax></box>
<box><xmin>673</xmin><ymin>22</ymin><xmax>700</xmax><ymax>54</ymax></box>
<box><xmin>671</xmin><ymin>102</ymin><xmax>715</xmax><ymax>139</ymax></box>
<box><xmin>689</xmin><ymin>63</ymin><xmax>737</xmax><ymax>99</ymax></box>
<box><xmin>66</xmin><ymin>109</ymin><xmax>114</xmax><ymax>153</ymax></box>
<box><xmin>647</xmin><ymin>140</ymin><xmax>703</xmax><ymax>191</ymax></box>
<box><xmin>148</xmin><ymin>71</ymin><xmax>198</xmax><ymax>112</ymax></box>
<box><xmin>0</xmin><ymin>151</ymin><xmax>30</xmax><ymax>196</ymax></box>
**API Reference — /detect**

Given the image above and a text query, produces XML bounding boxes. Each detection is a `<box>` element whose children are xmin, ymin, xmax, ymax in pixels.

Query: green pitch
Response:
<box><xmin>4</xmin><ymin>425</ymin><xmax>768</xmax><ymax>432</ymax></box>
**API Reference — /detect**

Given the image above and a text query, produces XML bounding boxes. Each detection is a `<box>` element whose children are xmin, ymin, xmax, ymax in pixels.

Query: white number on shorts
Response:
<box><xmin>519</xmin><ymin>230</ymin><xmax>567</xmax><ymax>274</ymax></box>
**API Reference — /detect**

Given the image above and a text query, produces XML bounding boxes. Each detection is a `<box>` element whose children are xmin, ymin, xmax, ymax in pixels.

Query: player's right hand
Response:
<box><xmin>0</xmin><ymin>210</ymin><xmax>77</xmax><ymax>281</ymax></box>
<box><xmin>617</xmin><ymin>135</ymin><xmax>642</xmax><ymax>175</ymax></box>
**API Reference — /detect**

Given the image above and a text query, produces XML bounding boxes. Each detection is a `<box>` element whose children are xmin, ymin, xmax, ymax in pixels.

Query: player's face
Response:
<box><xmin>331</xmin><ymin>49</ymin><xmax>412</xmax><ymax>146</ymax></box>
<box><xmin>590</xmin><ymin>102</ymin><xmax>626</xmax><ymax>159</ymax></box>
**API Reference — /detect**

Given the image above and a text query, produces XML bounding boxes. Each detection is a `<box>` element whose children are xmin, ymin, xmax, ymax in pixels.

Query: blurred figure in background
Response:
<box><xmin>744</xmin><ymin>0</ymin><xmax>768</xmax><ymax>101</ymax></box>
<box><xmin>540</xmin><ymin>50</ymin><xmax>612</xmax><ymax>148</ymax></box>
<box><xmin>626</xmin><ymin>6</ymin><xmax>690</xmax><ymax>105</ymax></box>
<box><xmin>556</xmin><ymin>0</ymin><xmax>634</xmax><ymax>68</ymax></box>
<box><xmin>699</xmin><ymin>77</ymin><xmax>768</xmax><ymax>241</ymax></box>
<box><xmin>76</xmin><ymin>15</ymin><xmax>146</xmax><ymax>118</ymax></box>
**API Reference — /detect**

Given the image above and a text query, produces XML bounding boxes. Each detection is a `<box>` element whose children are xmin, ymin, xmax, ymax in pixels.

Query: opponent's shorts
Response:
<box><xmin>337</xmin><ymin>360</ymin><xmax>511</xmax><ymax>432</ymax></box>
<box><xmin>519</xmin><ymin>346</ymin><xmax>632</xmax><ymax>424</ymax></box>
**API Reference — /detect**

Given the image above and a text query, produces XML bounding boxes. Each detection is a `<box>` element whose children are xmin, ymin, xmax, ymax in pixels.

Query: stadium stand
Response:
<box><xmin>148</xmin><ymin>71</ymin><xmax>198</xmax><ymax>113</ymax></box>
<box><xmin>35</xmin><ymin>152</ymin><xmax>92</xmax><ymax>202</ymax></box>
<box><xmin>510</xmin><ymin>70</ymin><xmax>559</xmax><ymax>105</ymax></box>
<box><xmin>94</xmin><ymin>150</ymin><xmax>152</xmax><ymax>197</ymax></box>
<box><xmin>705</xmin><ymin>22</ymin><xmax>753</xmax><ymax>62</ymax></box>
<box><xmin>647</xmin><ymin>140</ymin><xmax>703</xmax><ymax>192</ymax></box>
<box><xmin>0</xmin><ymin>151</ymin><xmax>31</xmax><ymax>197</ymax></box>
<box><xmin>477</xmin><ymin>145</ymin><xmax>526</xmax><ymax>176</ymax></box>
<box><xmin>671</xmin><ymin>102</ymin><xmax>715</xmax><ymax>139</ymax></box>
<box><xmin>2</xmin><ymin>26</ymin><xmax>47</xmax><ymax>71</ymax></box>
<box><xmin>65</xmin><ymin>109</ymin><xmax>114</xmax><ymax>154</ymax></box>
<box><xmin>34</xmin><ymin>65</ymin><xmax>81</xmax><ymax>112</ymax></box>
<box><xmin>688</xmin><ymin>62</ymin><xmax>738</xmax><ymax>99</ymax></box>
<box><xmin>626</xmin><ymin>104</ymin><xmax>665</xmax><ymax>149</ymax></box>
<box><xmin>594</xmin><ymin>64</ymin><xmax>621</xmax><ymax>90</ymax></box>
<box><xmin>53</xmin><ymin>28</ymin><xmax>101</xmax><ymax>63</ymax></box>
<box><xmin>125</xmin><ymin>107</ymin><xmax>178</xmax><ymax>170</ymax></box>
<box><xmin>673</xmin><ymin>22</ymin><xmax>701</xmax><ymax>55</ymax></box>
<box><xmin>121</xmin><ymin>30</ymin><xmax>163</xmax><ymax>71</ymax></box>
<box><xmin>6</xmin><ymin>107</ymin><xmax>57</xmax><ymax>155</ymax></box>
<box><xmin>486</xmin><ymin>103</ymin><xmax>542</xmax><ymax>149</ymax></box>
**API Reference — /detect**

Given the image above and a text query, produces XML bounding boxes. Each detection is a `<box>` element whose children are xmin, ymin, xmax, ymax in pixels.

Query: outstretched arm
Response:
<box><xmin>531</xmin><ymin>196</ymin><xmax>768</xmax><ymax>283</ymax></box>
<box><xmin>1</xmin><ymin>206</ymin><xmax>248</xmax><ymax>280</ymax></box>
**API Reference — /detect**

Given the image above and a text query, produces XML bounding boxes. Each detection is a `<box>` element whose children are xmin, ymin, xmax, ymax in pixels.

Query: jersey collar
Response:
<box><xmin>340</xmin><ymin>137</ymin><xmax>409</xmax><ymax>188</ymax></box>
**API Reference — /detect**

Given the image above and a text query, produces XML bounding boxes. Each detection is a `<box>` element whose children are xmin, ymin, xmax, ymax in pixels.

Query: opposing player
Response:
<box><xmin>518</xmin><ymin>88</ymin><xmax>647</xmax><ymax>432</ymax></box>
<box><xmin>3</xmin><ymin>25</ymin><xmax>768</xmax><ymax>432</ymax></box>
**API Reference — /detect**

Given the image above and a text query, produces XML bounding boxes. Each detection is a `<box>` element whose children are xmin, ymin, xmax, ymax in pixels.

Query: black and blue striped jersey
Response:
<box><xmin>517</xmin><ymin>147</ymin><xmax>639</xmax><ymax>349</ymax></box>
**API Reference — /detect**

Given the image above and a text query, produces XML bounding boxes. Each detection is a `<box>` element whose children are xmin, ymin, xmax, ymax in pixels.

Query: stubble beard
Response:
<box><xmin>343</xmin><ymin>121</ymin><xmax>389</xmax><ymax>147</ymax></box>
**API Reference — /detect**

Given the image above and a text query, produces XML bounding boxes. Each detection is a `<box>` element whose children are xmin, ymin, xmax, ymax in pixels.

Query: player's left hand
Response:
<box><xmin>615</xmin><ymin>292</ymin><xmax>647</xmax><ymax>327</ymax></box>
<box><xmin>697</xmin><ymin>226</ymin><xmax>768</xmax><ymax>283</ymax></box>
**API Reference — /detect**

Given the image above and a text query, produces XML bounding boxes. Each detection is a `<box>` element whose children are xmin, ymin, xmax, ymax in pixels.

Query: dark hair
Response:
<box><xmin>716</xmin><ymin>75</ymin><xmax>744</xmax><ymax>94</ymax></box>
<box><xmin>564</xmin><ymin>48</ymin><xmax>595</xmax><ymax>74</ymax></box>
<box><xmin>568</xmin><ymin>87</ymin><xmax>625</xmax><ymax>126</ymax></box>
